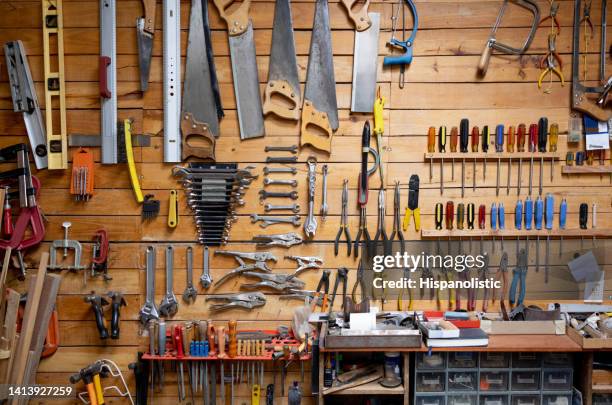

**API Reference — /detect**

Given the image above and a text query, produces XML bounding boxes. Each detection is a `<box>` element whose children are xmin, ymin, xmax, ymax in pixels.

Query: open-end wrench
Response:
<box><xmin>263</xmin><ymin>167</ymin><xmax>297</xmax><ymax>175</ymax></box>
<box><xmin>263</xmin><ymin>178</ymin><xmax>298</xmax><ymax>187</ymax></box>
<box><xmin>265</xmin><ymin>156</ymin><xmax>298</xmax><ymax>164</ymax></box>
<box><xmin>250</xmin><ymin>214</ymin><xmax>301</xmax><ymax>228</ymax></box>
<box><xmin>258</xmin><ymin>190</ymin><xmax>298</xmax><ymax>200</ymax></box>
<box><xmin>159</xmin><ymin>246</ymin><xmax>178</xmax><ymax>317</ymax></box>
<box><xmin>200</xmin><ymin>246</ymin><xmax>212</xmax><ymax>289</ymax></box>
<box><xmin>303</xmin><ymin>157</ymin><xmax>318</xmax><ymax>239</ymax></box>
<box><xmin>264</xmin><ymin>203</ymin><xmax>300</xmax><ymax>213</ymax></box>
<box><xmin>139</xmin><ymin>246</ymin><xmax>159</xmax><ymax>325</ymax></box>
<box><xmin>264</xmin><ymin>145</ymin><xmax>298</xmax><ymax>154</ymax></box>
<box><xmin>182</xmin><ymin>246</ymin><xmax>198</xmax><ymax>304</ymax></box>
<box><xmin>320</xmin><ymin>164</ymin><xmax>328</xmax><ymax>220</ymax></box>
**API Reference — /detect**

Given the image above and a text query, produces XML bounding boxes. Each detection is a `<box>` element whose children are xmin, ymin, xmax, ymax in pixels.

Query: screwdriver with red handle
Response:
<box><xmin>516</xmin><ymin>124</ymin><xmax>526</xmax><ymax>195</ymax></box>
<box><xmin>445</xmin><ymin>201</ymin><xmax>454</xmax><ymax>252</ymax></box>
<box><xmin>528</xmin><ymin>123</ymin><xmax>538</xmax><ymax>195</ymax></box>
<box><xmin>478</xmin><ymin>204</ymin><xmax>486</xmax><ymax>253</ymax></box>
<box><xmin>471</xmin><ymin>126</ymin><xmax>479</xmax><ymax>192</ymax></box>
<box><xmin>427</xmin><ymin>126</ymin><xmax>436</xmax><ymax>182</ymax></box>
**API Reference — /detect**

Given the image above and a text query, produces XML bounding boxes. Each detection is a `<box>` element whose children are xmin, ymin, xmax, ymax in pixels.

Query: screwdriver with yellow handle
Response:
<box><xmin>374</xmin><ymin>89</ymin><xmax>386</xmax><ymax>188</ymax></box>
<box><xmin>427</xmin><ymin>126</ymin><xmax>436</xmax><ymax>182</ymax></box>
<box><xmin>549</xmin><ymin>123</ymin><xmax>558</xmax><ymax>182</ymax></box>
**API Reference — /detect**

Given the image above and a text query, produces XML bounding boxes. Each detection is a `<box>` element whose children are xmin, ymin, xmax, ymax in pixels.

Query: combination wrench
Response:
<box><xmin>264</xmin><ymin>145</ymin><xmax>298</xmax><ymax>154</ymax></box>
<box><xmin>159</xmin><ymin>245</ymin><xmax>178</xmax><ymax>317</ymax></box>
<box><xmin>320</xmin><ymin>164</ymin><xmax>328</xmax><ymax>219</ymax></box>
<box><xmin>303</xmin><ymin>157</ymin><xmax>318</xmax><ymax>238</ymax></box>
<box><xmin>250</xmin><ymin>214</ymin><xmax>301</xmax><ymax>228</ymax></box>
<box><xmin>264</xmin><ymin>203</ymin><xmax>300</xmax><ymax>213</ymax></box>
<box><xmin>263</xmin><ymin>178</ymin><xmax>298</xmax><ymax>187</ymax></box>
<box><xmin>263</xmin><ymin>167</ymin><xmax>297</xmax><ymax>175</ymax></box>
<box><xmin>139</xmin><ymin>246</ymin><xmax>159</xmax><ymax>325</ymax></box>
<box><xmin>182</xmin><ymin>246</ymin><xmax>198</xmax><ymax>303</ymax></box>
<box><xmin>258</xmin><ymin>190</ymin><xmax>298</xmax><ymax>200</ymax></box>
<box><xmin>200</xmin><ymin>246</ymin><xmax>212</xmax><ymax>288</ymax></box>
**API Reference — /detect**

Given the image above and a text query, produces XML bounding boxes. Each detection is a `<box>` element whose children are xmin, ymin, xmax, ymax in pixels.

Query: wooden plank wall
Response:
<box><xmin>0</xmin><ymin>0</ymin><xmax>611</xmax><ymax>403</ymax></box>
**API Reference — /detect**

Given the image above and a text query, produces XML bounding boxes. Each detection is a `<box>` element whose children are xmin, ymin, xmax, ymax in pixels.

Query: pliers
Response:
<box><xmin>420</xmin><ymin>263</ymin><xmax>434</xmax><ymax>301</ymax></box>
<box><xmin>351</xmin><ymin>261</ymin><xmax>368</xmax><ymax>302</ymax></box>
<box><xmin>206</xmin><ymin>292</ymin><xmax>267</xmax><ymax>312</ymax></box>
<box><xmin>579</xmin><ymin>0</ymin><xmax>594</xmax><ymax>38</ymax></box>
<box><xmin>538</xmin><ymin>1</ymin><xmax>560</xmax><ymax>34</ymax></box>
<box><xmin>213</xmin><ymin>251</ymin><xmax>277</xmax><ymax>287</ymax></box>
<box><xmin>334</xmin><ymin>179</ymin><xmax>352</xmax><ymax>256</ymax></box>
<box><xmin>373</xmin><ymin>189</ymin><xmax>390</xmax><ymax>256</ymax></box>
<box><xmin>480</xmin><ymin>252</ymin><xmax>492</xmax><ymax>312</ymax></box>
<box><xmin>327</xmin><ymin>268</ymin><xmax>348</xmax><ymax>317</ymax></box>
<box><xmin>241</xmin><ymin>272</ymin><xmax>305</xmax><ymax>291</ymax></box>
<box><xmin>402</xmin><ymin>174</ymin><xmax>420</xmax><ymax>231</ymax></box>
<box><xmin>389</xmin><ymin>181</ymin><xmax>405</xmax><ymax>254</ymax></box>
<box><xmin>312</xmin><ymin>269</ymin><xmax>331</xmax><ymax>311</ymax></box>
<box><xmin>397</xmin><ymin>268</ymin><xmax>412</xmax><ymax>311</ymax></box>
<box><xmin>285</xmin><ymin>255</ymin><xmax>323</xmax><ymax>277</ymax></box>
<box><xmin>538</xmin><ymin>33</ymin><xmax>564</xmax><ymax>89</ymax></box>
<box><xmin>253</xmin><ymin>233</ymin><xmax>303</xmax><ymax>248</ymax></box>
<box><xmin>492</xmin><ymin>251</ymin><xmax>509</xmax><ymax>320</ymax></box>
<box><xmin>280</xmin><ymin>289</ymin><xmax>324</xmax><ymax>307</ymax></box>
<box><xmin>509</xmin><ymin>248</ymin><xmax>528</xmax><ymax>307</ymax></box>
<box><xmin>354</xmin><ymin>121</ymin><xmax>379</xmax><ymax>259</ymax></box>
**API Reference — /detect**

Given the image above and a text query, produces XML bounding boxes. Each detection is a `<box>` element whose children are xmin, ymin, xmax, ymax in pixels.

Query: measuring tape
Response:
<box><xmin>163</xmin><ymin>0</ymin><xmax>181</xmax><ymax>162</ymax></box>
<box><xmin>42</xmin><ymin>0</ymin><xmax>68</xmax><ymax>169</ymax></box>
<box><xmin>100</xmin><ymin>0</ymin><xmax>117</xmax><ymax>164</ymax></box>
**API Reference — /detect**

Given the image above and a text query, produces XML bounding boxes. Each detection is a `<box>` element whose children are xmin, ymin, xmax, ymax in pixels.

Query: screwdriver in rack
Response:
<box><xmin>544</xmin><ymin>193</ymin><xmax>554</xmax><ymax>283</ymax></box>
<box><xmin>516</xmin><ymin>124</ymin><xmax>526</xmax><ymax>196</ymax></box>
<box><xmin>579</xmin><ymin>203</ymin><xmax>588</xmax><ymax>249</ymax></box>
<box><xmin>478</xmin><ymin>204</ymin><xmax>486</xmax><ymax>253</ymax></box>
<box><xmin>525</xmin><ymin>196</ymin><xmax>533</xmax><ymax>260</ymax></box>
<box><xmin>506</xmin><ymin>126</ymin><xmax>515</xmax><ymax>195</ymax></box>
<box><xmin>549</xmin><ymin>123</ymin><xmax>558</xmax><ymax>182</ymax></box>
<box><xmin>528</xmin><ymin>123</ymin><xmax>538</xmax><ymax>195</ymax></box>
<box><xmin>439</xmin><ymin>126</ymin><xmax>447</xmax><ymax>195</ymax></box>
<box><xmin>491</xmin><ymin>202</ymin><xmax>497</xmax><ymax>253</ymax></box>
<box><xmin>559</xmin><ymin>198</ymin><xmax>567</xmax><ymax>255</ymax></box>
<box><xmin>460</xmin><ymin>119</ymin><xmax>469</xmax><ymax>198</ymax></box>
<box><xmin>499</xmin><ymin>202</ymin><xmax>505</xmax><ymax>251</ymax></box>
<box><xmin>481</xmin><ymin>126</ymin><xmax>490</xmax><ymax>181</ymax></box>
<box><xmin>471</xmin><ymin>126</ymin><xmax>479</xmax><ymax>192</ymax></box>
<box><xmin>435</xmin><ymin>203</ymin><xmax>443</xmax><ymax>230</ymax></box>
<box><xmin>515</xmin><ymin>199</ymin><xmax>523</xmax><ymax>255</ymax></box>
<box><xmin>467</xmin><ymin>202</ymin><xmax>475</xmax><ymax>251</ymax></box>
<box><xmin>495</xmin><ymin>125</ymin><xmax>504</xmax><ymax>196</ymax></box>
<box><xmin>450</xmin><ymin>127</ymin><xmax>458</xmax><ymax>181</ymax></box>
<box><xmin>535</xmin><ymin>195</ymin><xmax>543</xmax><ymax>273</ymax></box>
<box><xmin>457</xmin><ymin>203</ymin><xmax>464</xmax><ymax>253</ymax></box>
<box><xmin>428</xmin><ymin>126</ymin><xmax>436</xmax><ymax>182</ymax></box>
<box><xmin>538</xmin><ymin>118</ymin><xmax>548</xmax><ymax>196</ymax></box>
<box><xmin>445</xmin><ymin>201</ymin><xmax>454</xmax><ymax>252</ymax></box>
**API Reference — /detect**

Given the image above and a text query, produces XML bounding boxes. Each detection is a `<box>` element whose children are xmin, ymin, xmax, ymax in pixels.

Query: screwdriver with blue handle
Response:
<box><xmin>495</xmin><ymin>124</ymin><xmax>504</xmax><ymax>196</ymax></box>
<box><xmin>535</xmin><ymin>196</ymin><xmax>543</xmax><ymax>273</ymax></box>
<box><xmin>544</xmin><ymin>193</ymin><xmax>554</xmax><ymax>283</ymax></box>
<box><xmin>491</xmin><ymin>203</ymin><xmax>497</xmax><ymax>253</ymax></box>
<box><xmin>499</xmin><ymin>203</ymin><xmax>505</xmax><ymax>251</ymax></box>
<box><xmin>515</xmin><ymin>199</ymin><xmax>523</xmax><ymax>256</ymax></box>
<box><xmin>559</xmin><ymin>199</ymin><xmax>567</xmax><ymax>255</ymax></box>
<box><xmin>525</xmin><ymin>196</ymin><xmax>533</xmax><ymax>260</ymax></box>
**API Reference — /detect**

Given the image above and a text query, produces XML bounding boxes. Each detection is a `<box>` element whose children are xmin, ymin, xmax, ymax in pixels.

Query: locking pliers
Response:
<box><xmin>213</xmin><ymin>251</ymin><xmax>277</xmax><ymax>287</ymax></box>
<box><xmin>241</xmin><ymin>272</ymin><xmax>305</xmax><ymax>291</ymax></box>
<box><xmin>253</xmin><ymin>233</ymin><xmax>303</xmax><ymax>248</ymax></box>
<box><xmin>205</xmin><ymin>292</ymin><xmax>266</xmax><ymax>312</ymax></box>
<box><xmin>285</xmin><ymin>255</ymin><xmax>323</xmax><ymax>276</ymax></box>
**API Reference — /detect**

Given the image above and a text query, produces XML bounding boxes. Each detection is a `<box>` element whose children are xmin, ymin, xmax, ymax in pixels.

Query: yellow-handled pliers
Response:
<box><xmin>402</xmin><ymin>174</ymin><xmax>420</xmax><ymax>231</ymax></box>
<box><xmin>538</xmin><ymin>33</ymin><xmax>564</xmax><ymax>90</ymax></box>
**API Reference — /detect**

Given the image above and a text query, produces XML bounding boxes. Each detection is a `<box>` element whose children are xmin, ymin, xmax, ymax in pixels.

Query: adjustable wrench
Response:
<box><xmin>159</xmin><ymin>246</ymin><xmax>178</xmax><ymax>317</ymax></box>
<box><xmin>258</xmin><ymin>190</ymin><xmax>298</xmax><ymax>200</ymax></box>
<box><xmin>139</xmin><ymin>246</ymin><xmax>159</xmax><ymax>325</ymax></box>
<box><xmin>250</xmin><ymin>214</ymin><xmax>301</xmax><ymax>228</ymax></box>
<box><xmin>303</xmin><ymin>157</ymin><xmax>318</xmax><ymax>238</ymax></box>
<box><xmin>263</xmin><ymin>178</ymin><xmax>298</xmax><ymax>187</ymax></box>
<box><xmin>264</xmin><ymin>203</ymin><xmax>300</xmax><ymax>213</ymax></box>
<box><xmin>200</xmin><ymin>246</ymin><xmax>212</xmax><ymax>288</ymax></box>
<box><xmin>320</xmin><ymin>164</ymin><xmax>328</xmax><ymax>220</ymax></box>
<box><xmin>182</xmin><ymin>246</ymin><xmax>198</xmax><ymax>303</ymax></box>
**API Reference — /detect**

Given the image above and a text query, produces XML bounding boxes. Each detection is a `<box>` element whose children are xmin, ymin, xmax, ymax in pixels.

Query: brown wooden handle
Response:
<box><xmin>262</xmin><ymin>80</ymin><xmax>300</xmax><ymax>121</ymax></box>
<box><xmin>572</xmin><ymin>89</ymin><xmax>612</xmax><ymax>122</ymax></box>
<box><xmin>300</xmin><ymin>100</ymin><xmax>333</xmax><ymax>154</ymax></box>
<box><xmin>477</xmin><ymin>43</ymin><xmax>492</xmax><ymax>76</ymax></box>
<box><xmin>340</xmin><ymin>0</ymin><xmax>371</xmax><ymax>31</ymax></box>
<box><xmin>181</xmin><ymin>112</ymin><xmax>216</xmax><ymax>161</ymax></box>
<box><xmin>217</xmin><ymin>326</ymin><xmax>226</xmax><ymax>358</ymax></box>
<box><xmin>141</xmin><ymin>0</ymin><xmax>156</xmax><ymax>34</ymax></box>
<box><xmin>212</xmin><ymin>0</ymin><xmax>251</xmax><ymax>36</ymax></box>
<box><xmin>207</xmin><ymin>321</ymin><xmax>216</xmax><ymax>355</ymax></box>
<box><xmin>228</xmin><ymin>320</ymin><xmax>237</xmax><ymax>358</ymax></box>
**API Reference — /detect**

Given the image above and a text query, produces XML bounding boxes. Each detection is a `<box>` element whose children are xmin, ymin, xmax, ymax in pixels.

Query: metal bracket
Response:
<box><xmin>163</xmin><ymin>0</ymin><xmax>181</xmax><ymax>162</ymax></box>
<box><xmin>100</xmin><ymin>0</ymin><xmax>118</xmax><ymax>164</ymax></box>
<box><xmin>3</xmin><ymin>41</ymin><xmax>48</xmax><ymax>170</ymax></box>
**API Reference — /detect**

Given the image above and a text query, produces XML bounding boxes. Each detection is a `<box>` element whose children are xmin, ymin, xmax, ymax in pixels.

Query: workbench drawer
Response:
<box><xmin>415</xmin><ymin>394</ymin><xmax>446</xmax><ymax>405</ymax></box>
<box><xmin>449</xmin><ymin>352</ymin><xmax>478</xmax><ymax>368</ymax></box>
<box><xmin>448</xmin><ymin>371</ymin><xmax>478</xmax><ymax>391</ymax></box>
<box><xmin>480</xmin><ymin>394</ymin><xmax>509</xmax><ymax>405</ymax></box>
<box><xmin>479</xmin><ymin>371</ymin><xmax>509</xmax><ymax>391</ymax></box>
<box><xmin>511</xmin><ymin>370</ymin><xmax>541</xmax><ymax>391</ymax></box>
<box><xmin>542</xmin><ymin>353</ymin><xmax>573</xmax><ymax>368</ymax></box>
<box><xmin>417</xmin><ymin>352</ymin><xmax>447</xmax><ymax>370</ymax></box>
<box><xmin>542</xmin><ymin>369</ymin><xmax>572</xmax><ymax>391</ymax></box>
<box><xmin>480</xmin><ymin>352</ymin><xmax>510</xmax><ymax>368</ymax></box>
<box><xmin>511</xmin><ymin>394</ymin><xmax>541</xmax><ymax>405</ymax></box>
<box><xmin>512</xmin><ymin>353</ymin><xmax>541</xmax><ymax>368</ymax></box>
<box><xmin>542</xmin><ymin>393</ymin><xmax>572</xmax><ymax>405</ymax></box>
<box><xmin>416</xmin><ymin>372</ymin><xmax>446</xmax><ymax>392</ymax></box>
<box><xmin>448</xmin><ymin>394</ymin><xmax>478</xmax><ymax>405</ymax></box>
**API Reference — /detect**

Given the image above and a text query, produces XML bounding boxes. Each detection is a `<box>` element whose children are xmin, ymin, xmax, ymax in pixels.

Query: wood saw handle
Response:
<box><xmin>262</xmin><ymin>80</ymin><xmax>300</xmax><ymax>121</ymax></box>
<box><xmin>213</xmin><ymin>0</ymin><xmax>251</xmax><ymax>36</ymax></box>
<box><xmin>477</xmin><ymin>42</ymin><xmax>493</xmax><ymax>76</ymax></box>
<box><xmin>572</xmin><ymin>88</ymin><xmax>612</xmax><ymax>122</ymax></box>
<box><xmin>181</xmin><ymin>112</ymin><xmax>216</xmax><ymax>161</ymax></box>
<box><xmin>141</xmin><ymin>0</ymin><xmax>156</xmax><ymax>34</ymax></box>
<box><xmin>300</xmin><ymin>100</ymin><xmax>333</xmax><ymax>154</ymax></box>
<box><xmin>340</xmin><ymin>0</ymin><xmax>371</xmax><ymax>31</ymax></box>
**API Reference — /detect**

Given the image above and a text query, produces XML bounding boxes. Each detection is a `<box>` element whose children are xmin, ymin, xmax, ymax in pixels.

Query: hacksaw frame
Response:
<box><xmin>41</xmin><ymin>0</ymin><xmax>68</xmax><ymax>170</ymax></box>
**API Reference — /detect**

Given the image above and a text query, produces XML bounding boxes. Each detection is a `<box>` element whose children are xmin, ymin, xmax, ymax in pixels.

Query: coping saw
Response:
<box><xmin>384</xmin><ymin>0</ymin><xmax>418</xmax><ymax>89</ymax></box>
<box><xmin>163</xmin><ymin>0</ymin><xmax>182</xmax><ymax>162</ymax></box>
<box><xmin>100</xmin><ymin>0</ymin><xmax>117</xmax><ymax>164</ymax></box>
<box><xmin>341</xmin><ymin>0</ymin><xmax>380</xmax><ymax>112</ymax></box>
<box><xmin>41</xmin><ymin>0</ymin><xmax>68</xmax><ymax>170</ymax></box>
<box><xmin>478</xmin><ymin>0</ymin><xmax>540</xmax><ymax>77</ymax></box>
<box><xmin>4</xmin><ymin>41</ymin><xmax>48</xmax><ymax>170</ymax></box>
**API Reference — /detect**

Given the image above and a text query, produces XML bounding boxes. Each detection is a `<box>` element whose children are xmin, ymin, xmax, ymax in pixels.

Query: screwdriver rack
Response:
<box><xmin>561</xmin><ymin>165</ymin><xmax>612</xmax><ymax>174</ymax></box>
<box><xmin>424</xmin><ymin>152</ymin><xmax>563</xmax><ymax>160</ymax></box>
<box><xmin>421</xmin><ymin>229</ymin><xmax>612</xmax><ymax>238</ymax></box>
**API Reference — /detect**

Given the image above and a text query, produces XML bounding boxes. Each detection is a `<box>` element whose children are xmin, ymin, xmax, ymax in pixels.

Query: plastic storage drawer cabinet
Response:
<box><xmin>512</xmin><ymin>353</ymin><xmax>541</xmax><ymax>368</ymax></box>
<box><xmin>511</xmin><ymin>394</ymin><xmax>541</xmax><ymax>405</ymax></box>
<box><xmin>417</xmin><ymin>353</ymin><xmax>447</xmax><ymax>370</ymax></box>
<box><xmin>416</xmin><ymin>395</ymin><xmax>446</xmax><ymax>405</ymax></box>
<box><xmin>542</xmin><ymin>369</ymin><xmax>572</xmax><ymax>391</ymax></box>
<box><xmin>449</xmin><ymin>371</ymin><xmax>478</xmax><ymax>391</ymax></box>
<box><xmin>480</xmin><ymin>353</ymin><xmax>510</xmax><ymax>368</ymax></box>
<box><xmin>511</xmin><ymin>370</ymin><xmax>541</xmax><ymax>391</ymax></box>
<box><xmin>480</xmin><ymin>371</ymin><xmax>510</xmax><ymax>391</ymax></box>
<box><xmin>416</xmin><ymin>372</ymin><xmax>446</xmax><ymax>392</ymax></box>
<box><xmin>449</xmin><ymin>394</ymin><xmax>478</xmax><ymax>405</ymax></box>
<box><xmin>480</xmin><ymin>394</ymin><xmax>509</xmax><ymax>405</ymax></box>
<box><xmin>449</xmin><ymin>352</ymin><xmax>478</xmax><ymax>368</ymax></box>
<box><xmin>542</xmin><ymin>393</ymin><xmax>572</xmax><ymax>405</ymax></box>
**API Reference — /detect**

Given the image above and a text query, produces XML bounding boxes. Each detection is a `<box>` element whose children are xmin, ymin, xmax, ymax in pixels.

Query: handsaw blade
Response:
<box><xmin>304</xmin><ymin>0</ymin><xmax>338</xmax><ymax>131</ymax></box>
<box><xmin>137</xmin><ymin>18</ymin><xmax>153</xmax><ymax>92</ymax></box>
<box><xmin>229</xmin><ymin>23</ymin><xmax>265</xmax><ymax>139</ymax></box>
<box><xmin>351</xmin><ymin>13</ymin><xmax>380</xmax><ymax>113</ymax></box>
<box><xmin>182</xmin><ymin>0</ymin><xmax>220</xmax><ymax>137</ymax></box>
<box><xmin>268</xmin><ymin>0</ymin><xmax>300</xmax><ymax>98</ymax></box>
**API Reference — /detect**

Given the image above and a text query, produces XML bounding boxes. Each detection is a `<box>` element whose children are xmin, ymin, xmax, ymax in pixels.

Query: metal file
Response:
<box><xmin>100</xmin><ymin>0</ymin><xmax>117</xmax><ymax>164</ymax></box>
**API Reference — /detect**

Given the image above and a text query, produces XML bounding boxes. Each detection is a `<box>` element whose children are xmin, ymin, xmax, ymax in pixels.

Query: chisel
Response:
<box><xmin>534</xmin><ymin>196</ymin><xmax>543</xmax><ymax>273</ymax></box>
<box><xmin>471</xmin><ymin>126</ymin><xmax>479</xmax><ymax>192</ymax></box>
<box><xmin>544</xmin><ymin>193</ymin><xmax>554</xmax><ymax>283</ymax></box>
<box><xmin>445</xmin><ymin>201</ymin><xmax>454</xmax><ymax>252</ymax></box>
<box><xmin>438</xmin><ymin>126</ymin><xmax>447</xmax><ymax>195</ymax></box>
<box><xmin>481</xmin><ymin>125</ymin><xmax>490</xmax><ymax>181</ymax></box>
<box><xmin>506</xmin><ymin>125</ymin><xmax>515</xmax><ymax>195</ymax></box>
<box><xmin>538</xmin><ymin>117</ymin><xmax>548</xmax><ymax>196</ymax></box>
<box><xmin>450</xmin><ymin>127</ymin><xmax>458</xmax><ymax>181</ymax></box>
<box><xmin>427</xmin><ymin>126</ymin><xmax>436</xmax><ymax>182</ymax></box>
<box><xmin>516</xmin><ymin>124</ymin><xmax>526</xmax><ymax>195</ymax></box>
<box><xmin>460</xmin><ymin>119</ymin><xmax>469</xmax><ymax>198</ymax></box>
<box><xmin>528</xmin><ymin>123</ymin><xmax>537</xmax><ymax>195</ymax></box>
<box><xmin>495</xmin><ymin>124</ymin><xmax>504</xmax><ymax>196</ymax></box>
